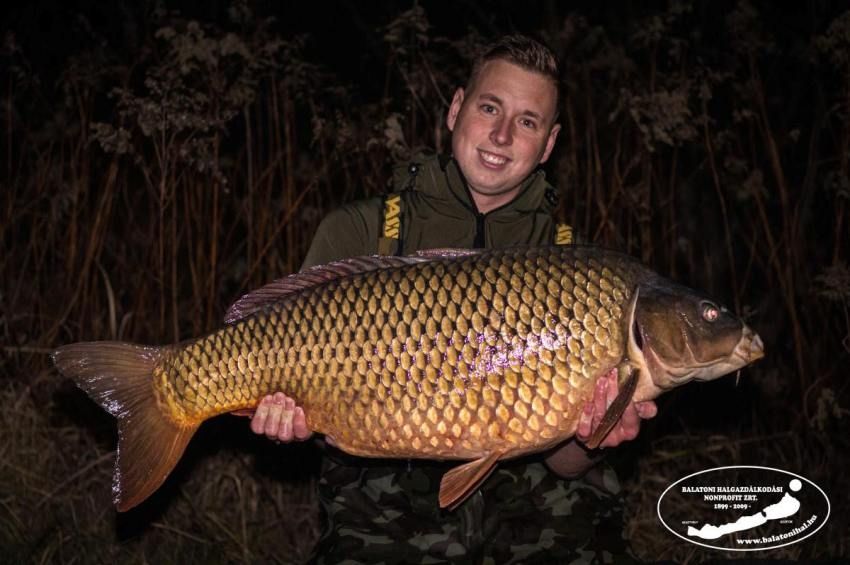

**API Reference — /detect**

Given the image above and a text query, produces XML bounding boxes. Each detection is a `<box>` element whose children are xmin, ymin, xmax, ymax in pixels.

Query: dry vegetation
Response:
<box><xmin>2</xmin><ymin>1</ymin><xmax>849</xmax><ymax>563</ymax></box>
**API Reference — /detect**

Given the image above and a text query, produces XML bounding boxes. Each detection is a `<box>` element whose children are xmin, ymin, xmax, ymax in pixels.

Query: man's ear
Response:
<box><xmin>539</xmin><ymin>123</ymin><xmax>562</xmax><ymax>164</ymax></box>
<box><xmin>446</xmin><ymin>88</ymin><xmax>465</xmax><ymax>132</ymax></box>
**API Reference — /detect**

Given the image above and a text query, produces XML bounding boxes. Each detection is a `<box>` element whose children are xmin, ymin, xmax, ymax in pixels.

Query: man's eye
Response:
<box><xmin>520</xmin><ymin>118</ymin><xmax>537</xmax><ymax>129</ymax></box>
<box><xmin>481</xmin><ymin>104</ymin><xmax>496</xmax><ymax>114</ymax></box>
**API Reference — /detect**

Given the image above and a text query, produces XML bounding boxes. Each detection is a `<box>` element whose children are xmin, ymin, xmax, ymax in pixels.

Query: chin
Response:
<box><xmin>468</xmin><ymin>171</ymin><xmax>512</xmax><ymax>193</ymax></box>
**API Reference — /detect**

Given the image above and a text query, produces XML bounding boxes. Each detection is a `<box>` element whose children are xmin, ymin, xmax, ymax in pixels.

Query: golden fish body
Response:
<box><xmin>160</xmin><ymin>246</ymin><xmax>637</xmax><ymax>460</ymax></box>
<box><xmin>53</xmin><ymin>245</ymin><xmax>764</xmax><ymax>511</ymax></box>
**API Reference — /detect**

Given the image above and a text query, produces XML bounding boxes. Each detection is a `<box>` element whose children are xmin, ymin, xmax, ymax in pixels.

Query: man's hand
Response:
<box><xmin>575</xmin><ymin>368</ymin><xmax>657</xmax><ymax>449</ymax></box>
<box><xmin>248</xmin><ymin>392</ymin><xmax>313</xmax><ymax>443</ymax></box>
<box><xmin>546</xmin><ymin>368</ymin><xmax>656</xmax><ymax>479</ymax></box>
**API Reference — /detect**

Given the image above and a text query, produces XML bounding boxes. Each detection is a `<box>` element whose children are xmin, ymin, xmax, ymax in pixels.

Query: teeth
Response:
<box><xmin>480</xmin><ymin>151</ymin><xmax>507</xmax><ymax>165</ymax></box>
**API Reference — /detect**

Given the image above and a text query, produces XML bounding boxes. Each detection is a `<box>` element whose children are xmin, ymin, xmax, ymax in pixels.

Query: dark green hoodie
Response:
<box><xmin>301</xmin><ymin>154</ymin><xmax>569</xmax><ymax>269</ymax></box>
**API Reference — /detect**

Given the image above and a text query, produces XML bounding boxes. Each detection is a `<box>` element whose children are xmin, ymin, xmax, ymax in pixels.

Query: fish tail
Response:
<box><xmin>52</xmin><ymin>341</ymin><xmax>198</xmax><ymax>512</ymax></box>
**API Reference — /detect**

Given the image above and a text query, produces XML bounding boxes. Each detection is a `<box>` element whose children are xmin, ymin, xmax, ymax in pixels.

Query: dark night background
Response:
<box><xmin>1</xmin><ymin>1</ymin><xmax>848</xmax><ymax>562</ymax></box>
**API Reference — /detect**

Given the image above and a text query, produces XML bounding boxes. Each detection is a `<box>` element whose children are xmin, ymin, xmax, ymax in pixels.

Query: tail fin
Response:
<box><xmin>52</xmin><ymin>342</ymin><xmax>198</xmax><ymax>511</ymax></box>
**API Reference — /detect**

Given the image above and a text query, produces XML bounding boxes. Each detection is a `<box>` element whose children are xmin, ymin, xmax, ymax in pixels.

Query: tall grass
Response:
<box><xmin>2</xmin><ymin>2</ymin><xmax>848</xmax><ymax>562</ymax></box>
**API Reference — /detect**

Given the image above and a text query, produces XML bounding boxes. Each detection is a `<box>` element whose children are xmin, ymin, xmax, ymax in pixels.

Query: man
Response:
<box><xmin>250</xmin><ymin>35</ymin><xmax>657</xmax><ymax>563</ymax></box>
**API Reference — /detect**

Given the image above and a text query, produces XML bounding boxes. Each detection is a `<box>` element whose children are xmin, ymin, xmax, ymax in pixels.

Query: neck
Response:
<box><xmin>470</xmin><ymin>188</ymin><xmax>521</xmax><ymax>214</ymax></box>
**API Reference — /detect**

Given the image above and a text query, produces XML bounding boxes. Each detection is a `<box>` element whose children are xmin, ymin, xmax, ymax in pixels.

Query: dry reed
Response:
<box><xmin>2</xmin><ymin>2</ymin><xmax>848</xmax><ymax>562</ymax></box>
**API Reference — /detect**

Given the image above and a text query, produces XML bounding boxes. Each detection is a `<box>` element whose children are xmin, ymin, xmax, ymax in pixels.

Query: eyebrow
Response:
<box><xmin>478</xmin><ymin>93</ymin><xmax>543</xmax><ymax>121</ymax></box>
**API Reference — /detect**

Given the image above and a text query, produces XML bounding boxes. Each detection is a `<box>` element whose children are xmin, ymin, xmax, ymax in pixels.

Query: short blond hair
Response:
<box><xmin>467</xmin><ymin>34</ymin><xmax>561</xmax><ymax>106</ymax></box>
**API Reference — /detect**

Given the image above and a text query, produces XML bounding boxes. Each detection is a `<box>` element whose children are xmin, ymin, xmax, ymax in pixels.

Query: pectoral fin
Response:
<box><xmin>438</xmin><ymin>451</ymin><xmax>502</xmax><ymax>510</ymax></box>
<box><xmin>585</xmin><ymin>368</ymin><xmax>639</xmax><ymax>449</ymax></box>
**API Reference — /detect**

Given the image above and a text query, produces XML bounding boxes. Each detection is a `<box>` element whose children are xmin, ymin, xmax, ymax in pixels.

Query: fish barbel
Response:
<box><xmin>53</xmin><ymin>245</ymin><xmax>764</xmax><ymax>511</ymax></box>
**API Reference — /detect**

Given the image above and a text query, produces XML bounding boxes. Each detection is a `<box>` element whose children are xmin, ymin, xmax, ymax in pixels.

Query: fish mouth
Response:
<box><xmin>670</xmin><ymin>324</ymin><xmax>764</xmax><ymax>383</ymax></box>
<box><xmin>733</xmin><ymin>325</ymin><xmax>765</xmax><ymax>364</ymax></box>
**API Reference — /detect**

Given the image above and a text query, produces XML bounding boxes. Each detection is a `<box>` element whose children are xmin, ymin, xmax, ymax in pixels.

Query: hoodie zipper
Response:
<box><xmin>448</xmin><ymin>158</ymin><xmax>545</xmax><ymax>249</ymax></box>
<box><xmin>474</xmin><ymin>212</ymin><xmax>486</xmax><ymax>248</ymax></box>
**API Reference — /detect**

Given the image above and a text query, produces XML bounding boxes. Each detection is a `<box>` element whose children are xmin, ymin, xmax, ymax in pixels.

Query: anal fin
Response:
<box><xmin>585</xmin><ymin>368</ymin><xmax>639</xmax><ymax>449</ymax></box>
<box><xmin>438</xmin><ymin>451</ymin><xmax>502</xmax><ymax>510</ymax></box>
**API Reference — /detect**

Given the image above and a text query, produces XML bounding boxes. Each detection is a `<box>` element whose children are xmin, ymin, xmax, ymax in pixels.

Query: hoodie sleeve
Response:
<box><xmin>300</xmin><ymin>197</ymin><xmax>383</xmax><ymax>270</ymax></box>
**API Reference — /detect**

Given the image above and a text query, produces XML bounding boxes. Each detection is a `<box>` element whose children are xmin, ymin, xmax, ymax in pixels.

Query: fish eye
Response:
<box><xmin>701</xmin><ymin>301</ymin><xmax>720</xmax><ymax>322</ymax></box>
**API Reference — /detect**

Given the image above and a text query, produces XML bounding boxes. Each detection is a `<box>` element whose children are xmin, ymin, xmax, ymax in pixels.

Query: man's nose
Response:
<box><xmin>490</xmin><ymin>118</ymin><xmax>513</xmax><ymax>146</ymax></box>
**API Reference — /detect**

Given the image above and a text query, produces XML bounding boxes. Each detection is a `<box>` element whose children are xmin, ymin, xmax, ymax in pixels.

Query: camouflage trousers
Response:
<box><xmin>309</xmin><ymin>453</ymin><xmax>636</xmax><ymax>565</ymax></box>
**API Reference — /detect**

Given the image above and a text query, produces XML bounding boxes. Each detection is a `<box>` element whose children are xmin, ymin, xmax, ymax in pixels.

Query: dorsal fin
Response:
<box><xmin>415</xmin><ymin>247</ymin><xmax>485</xmax><ymax>258</ymax></box>
<box><xmin>224</xmin><ymin>255</ymin><xmax>430</xmax><ymax>324</ymax></box>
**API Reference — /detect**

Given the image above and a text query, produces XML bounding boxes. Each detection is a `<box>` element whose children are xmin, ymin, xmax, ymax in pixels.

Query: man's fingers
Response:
<box><xmin>578</xmin><ymin>370</ymin><xmax>618</xmax><ymax>446</ymax></box>
<box><xmin>293</xmin><ymin>407</ymin><xmax>312</xmax><ymax>440</ymax></box>
<box><xmin>592</xmin><ymin>370</ymin><xmax>618</xmax><ymax>429</ymax></box>
<box><xmin>279</xmin><ymin>397</ymin><xmax>295</xmax><ymax>440</ymax></box>
<box><xmin>599</xmin><ymin>403</ymin><xmax>641</xmax><ymax>448</ymax></box>
<box><xmin>250</xmin><ymin>396</ymin><xmax>271</xmax><ymax>435</ymax></box>
<box><xmin>617</xmin><ymin>402</ymin><xmax>640</xmax><ymax>441</ymax></box>
<box><xmin>577</xmin><ymin>372</ymin><xmax>654</xmax><ymax>449</ymax></box>
<box><xmin>636</xmin><ymin>400</ymin><xmax>658</xmax><ymax>420</ymax></box>
<box><xmin>576</xmin><ymin>402</ymin><xmax>594</xmax><ymax>441</ymax></box>
<box><xmin>264</xmin><ymin>397</ymin><xmax>284</xmax><ymax>439</ymax></box>
<box><xmin>605</xmin><ymin>370</ymin><xmax>620</xmax><ymax>407</ymax></box>
<box><xmin>248</xmin><ymin>392</ymin><xmax>312</xmax><ymax>443</ymax></box>
<box><xmin>592</xmin><ymin>375</ymin><xmax>608</xmax><ymax>425</ymax></box>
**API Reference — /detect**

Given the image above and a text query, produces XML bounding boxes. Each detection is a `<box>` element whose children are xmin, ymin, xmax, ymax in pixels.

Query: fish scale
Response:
<box><xmin>53</xmin><ymin>244</ymin><xmax>764</xmax><ymax>511</ymax></box>
<box><xmin>162</xmin><ymin>247</ymin><xmax>631</xmax><ymax>460</ymax></box>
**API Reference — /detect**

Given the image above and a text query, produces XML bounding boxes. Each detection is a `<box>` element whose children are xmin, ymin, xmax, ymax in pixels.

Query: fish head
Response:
<box><xmin>627</xmin><ymin>283</ymin><xmax>764</xmax><ymax>394</ymax></box>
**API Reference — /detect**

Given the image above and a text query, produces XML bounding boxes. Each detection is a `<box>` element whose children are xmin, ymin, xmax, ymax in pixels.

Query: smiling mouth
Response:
<box><xmin>478</xmin><ymin>149</ymin><xmax>510</xmax><ymax>167</ymax></box>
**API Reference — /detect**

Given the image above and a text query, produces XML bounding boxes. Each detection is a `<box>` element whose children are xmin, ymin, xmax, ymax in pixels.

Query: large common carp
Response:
<box><xmin>53</xmin><ymin>245</ymin><xmax>763</xmax><ymax>512</ymax></box>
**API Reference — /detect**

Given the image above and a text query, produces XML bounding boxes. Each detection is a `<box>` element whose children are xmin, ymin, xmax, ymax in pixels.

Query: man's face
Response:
<box><xmin>446</xmin><ymin>59</ymin><xmax>561</xmax><ymax>212</ymax></box>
